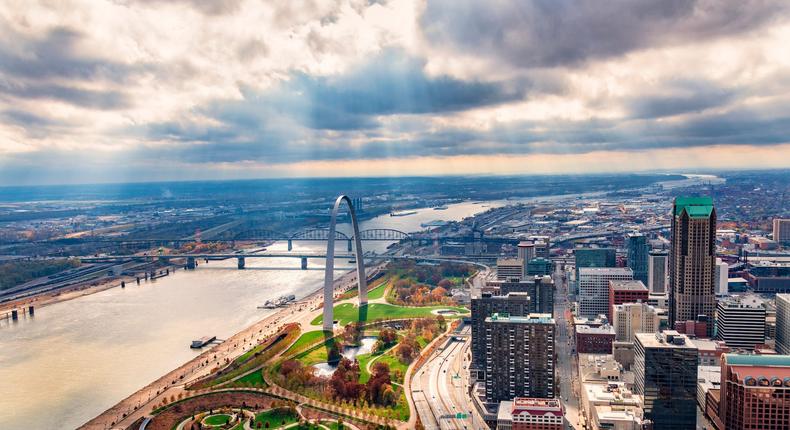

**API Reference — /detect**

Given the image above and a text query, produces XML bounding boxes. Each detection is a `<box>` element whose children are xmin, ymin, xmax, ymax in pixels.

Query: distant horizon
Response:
<box><xmin>0</xmin><ymin>166</ymin><xmax>761</xmax><ymax>189</ymax></box>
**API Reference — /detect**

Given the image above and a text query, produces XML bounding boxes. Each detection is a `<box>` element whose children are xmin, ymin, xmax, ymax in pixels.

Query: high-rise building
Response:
<box><xmin>608</xmin><ymin>279</ymin><xmax>649</xmax><ymax>321</ymax></box>
<box><xmin>715</xmin><ymin>297</ymin><xmax>766</xmax><ymax>349</ymax></box>
<box><xmin>574</xmin><ymin>248</ymin><xmax>617</xmax><ymax>294</ymax></box>
<box><xmin>490</xmin><ymin>276</ymin><xmax>555</xmax><ymax>315</ymax></box>
<box><xmin>669</xmin><ymin>196</ymin><xmax>717</xmax><ymax>337</ymax></box>
<box><xmin>471</xmin><ymin>292</ymin><xmax>532</xmax><ymax>372</ymax></box>
<box><xmin>484</xmin><ymin>313</ymin><xmax>555</xmax><ymax>402</ymax></box>
<box><xmin>613</xmin><ymin>302</ymin><xmax>660</xmax><ymax>343</ymax></box>
<box><xmin>518</xmin><ymin>241</ymin><xmax>536</xmax><ymax>274</ymax></box>
<box><xmin>718</xmin><ymin>354</ymin><xmax>790</xmax><ymax>430</ymax></box>
<box><xmin>578</xmin><ymin>267</ymin><xmax>633</xmax><ymax>318</ymax></box>
<box><xmin>634</xmin><ymin>330</ymin><xmax>698</xmax><ymax>430</ymax></box>
<box><xmin>715</xmin><ymin>258</ymin><xmax>729</xmax><ymax>295</ymax></box>
<box><xmin>497</xmin><ymin>258</ymin><xmax>524</xmax><ymax>280</ymax></box>
<box><xmin>627</xmin><ymin>233</ymin><xmax>649</xmax><ymax>284</ymax></box>
<box><xmin>774</xmin><ymin>218</ymin><xmax>790</xmax><ymax>244</ymax></box>
<box><xmin>647</xmin><ymin>250</ymin><xmax>668</xmax><ymax>294</ymax></box>
<box><xmin>774</xmin><ymin>294</ymin><xmax>790</xmax><ymax>354</ymax></box>
<box><xmin>496</xmin><ymin>398</ymin><xmax>564</xmax><ymax>430</ymax></box>
<box><xmin>526</xmin><ymin>257</ymin><xmax>552</xmax><ymax>277</ymax></box>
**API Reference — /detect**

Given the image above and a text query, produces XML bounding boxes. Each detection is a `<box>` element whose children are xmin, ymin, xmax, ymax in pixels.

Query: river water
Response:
<box><xmin>0</xmin><ymin>199</ymin><xmax>504</xmax><ymax>430</ymax></box>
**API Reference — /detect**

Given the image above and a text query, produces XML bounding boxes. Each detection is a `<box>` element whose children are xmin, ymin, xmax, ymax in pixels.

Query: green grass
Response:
<box><xmin>311</xmin><ymin>303</ymin><xmax>468</xmax><ymax>326</ymax></box>
<box><xmin>356</xmin><ymin>352</ymin><xmax>380</xmax><ymax>383</ymax></box>
<box><xmin>367</xmin><ymin>280</ymin><xmax>389</xmax><ymax>300</ymax></box>
<box><xmin>320</xmin><ymin>421</ymin><xmax>349</xmax><ymax>430</ymax></box>
<box><xmin>203</xmin><ymin>414</ymin><xmax>232</xmax><ymax>426</ymax></box>
<box><xmin>234</xmin><ymin>369</ymin><xmax>266</xmax><ymax>387</ymax></box>
<box><xmin>253</xmin><ymin>408</ymin><xmax>298</xmax><ymax>428</ymax></box>
<box><xmin>283</xmin><ymin>330</ymin><xmax>329</xmax><ymax>356</ymax></box>
<box><xmin>293</xmin><ymin>335</ymin><xmax>341</xmax><ymax>365</ymax></box>
<box><xmin>374</xmin><ymin>354</ymin><xmax>409</xmax><ymax>384</ymax></box>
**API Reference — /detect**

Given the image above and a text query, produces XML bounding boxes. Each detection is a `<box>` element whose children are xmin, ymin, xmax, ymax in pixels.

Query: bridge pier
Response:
<box><xmin>186</xmin><ymin>256</ymin><xmax>196</xmax><ymax>270</ymax></box>
<box><xmin>287</xmin><ymin>239</ymin><xmax>293</xmax><ymax>251</ymax></box>
<box><xmin>237</xmin><ymin>256</ymin><xmax>245</xmax><ymax>270</ymax></box>
<box><xmin>347</xmin><ymin>239</ymin><xmax>352</xmax><ymax>252</ymax></box>
<box><xmin>11</xmin><ymin>309</ymin><xmax>18</xmax><ymax>321</ymax></box>
<box><xmin>301</xmin><ymin>257</ymin><xmax>308</xmax><ymax>270</ymax></box>
<box><xmin>28</xmin><ymin>305</ymin><xmax>34</xmax><ymax>316</ymax></box>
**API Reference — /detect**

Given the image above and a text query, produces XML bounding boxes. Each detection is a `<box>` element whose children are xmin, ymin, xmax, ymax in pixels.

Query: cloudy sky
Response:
<box><xmin>1</xmin><ymin>0</ymin><xmax>790</xmax><ymax>185</ymax></box>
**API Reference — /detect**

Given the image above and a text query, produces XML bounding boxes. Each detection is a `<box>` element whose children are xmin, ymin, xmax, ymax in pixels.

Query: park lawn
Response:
<box><xmin>293</xmin><ymin>335</ymin><xmax>342</xmax><ymax>365</ymax></box>
<box><xmin>374</xmin><ymin>354</ymin><xmax>409</xmax><ymax>384</ymax></box>
<box><xmin>320</xmin><ymin>421</ymin><xmax>349</xmax><ymax>430</ymax></box>
<box><xmin>253</xmin><ymin>408</ymin><xmax>299</xmax><ymax>428</ymax></box>
<box><xmin>203</xmin><ymin>413</ymin><xmax>233</xmax><ymax>426</ymax></box>
<box><xmin>234</xmin><ymin>369</ymin><xmax>266</xmax><ymax>387</ymax></box>
<box><xmin>283</xmin><ymin>330</ymin><xmax>329</xmax><ymax>356</ymax></box>
<box><xmin>310</xmin><ymin>303</ymin><xmax>468</xmax><ymax>326</ymax></box>
<box><xmin>366</xmin><ymin>280</ymin><xmax>389</xmax><ymax>300</ymax></box>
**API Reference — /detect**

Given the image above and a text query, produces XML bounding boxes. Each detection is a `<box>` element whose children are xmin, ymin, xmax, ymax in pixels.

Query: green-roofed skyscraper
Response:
<box><xmin>669</xmin><ymin>196</ymin><xmax>717</xmax><ymax>337</ymax></box>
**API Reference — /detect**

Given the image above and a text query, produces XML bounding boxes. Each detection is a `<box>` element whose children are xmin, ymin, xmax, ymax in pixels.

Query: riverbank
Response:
<box><xmin>79</xmin><ymin>264</ymin><xmax>380</xmax><ymax>430</ymax></box>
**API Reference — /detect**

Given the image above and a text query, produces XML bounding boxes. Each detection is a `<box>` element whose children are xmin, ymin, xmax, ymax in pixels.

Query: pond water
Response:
<box><xmin>312</xmin><ymin>336</ymin><xmax>377</xmax><ymax>377</ymax></box>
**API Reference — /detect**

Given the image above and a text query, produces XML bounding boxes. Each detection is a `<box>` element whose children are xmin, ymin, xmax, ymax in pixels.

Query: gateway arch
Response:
<box><xmin>323</xmin><ymin>195</ymin><xmax>367</xmax><ymax>331</ymax></box>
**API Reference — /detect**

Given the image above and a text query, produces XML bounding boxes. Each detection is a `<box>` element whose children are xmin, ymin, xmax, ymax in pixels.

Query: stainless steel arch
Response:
<box><xmin>323</xmin><ymin>195</ymin><xmax>367</xmax><ymax>331</ymax></box>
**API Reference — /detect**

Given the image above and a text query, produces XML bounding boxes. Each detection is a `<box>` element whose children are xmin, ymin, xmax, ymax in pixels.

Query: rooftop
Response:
<box><xmin>578</xmin><ymin>267</ymin><xmax>634</xmax><ymax>275</ymax></box>
<box><xmin>674</xmin><ymin>196</ymin><xmax>714</xmax><ymax>218</ymax></box>
<box><xmin>577</xmin><ymin>324</ymin><xmax>615</xmax><ymax>335</ymax></box>
<box><xmin>635</xmin><ymin>330</ymin><xmax>697</xmax><ymax>349</ymax></box>
<box><xmin>609</xmin><ymin>280</ymin><xmax>648</xmax><ymax>292</ymax></box>
<box><xmin>724</xmin><ymin>354</ymin><xmax>790</xmax><ymax>367</ymax></box>
<box><xmin>486</xmin><ymin>312</ymin><xmax>555</xmax><ymax>325</ymax></box>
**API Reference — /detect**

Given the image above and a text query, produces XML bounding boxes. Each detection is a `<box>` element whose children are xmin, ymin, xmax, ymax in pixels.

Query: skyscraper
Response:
<box><xmin>627</xmin><ymin>233</ymin><xmax>649</xmax><ymax>284</ymax></box>
<box><xmin>647</xmin><ymin>249</ymin><xmax>668</xmax><ymax>294</ymax></box>
<box><xmin>634</xmin><ymin>331</ymin><xmax>698</xmax><ymax>430</ymax></box>
<box><xmin>471</xmin><ymin>292</ymin><xmax>532</xmax><ymax>373</ymax></box>
<box><xmin>669</xmin><ymin>196</ymin><xmax>717</xmax><ymax>337</ymax></box>
<box><xmin>578</xmin><ymin>267</ymin><xmax>633</xmax><ymax>318</ymax></box>
<box><xmin>483</xmin><ymin>313</ymin><xmax>555</xmax><ymax>402</ymax></box>
<box><xmin>574</xmin><ymin>247</ymin><xmax>616</xmax><ymax>295</ymax></box>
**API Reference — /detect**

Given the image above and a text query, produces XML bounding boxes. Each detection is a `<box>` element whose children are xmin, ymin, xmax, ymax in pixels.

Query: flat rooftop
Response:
<box><xmin>635</xmin><ymin>331</ymin><xmax>697</xmax><ymax>349</ymax></box>
<box><xmin>486</xmin><ymin>312</ymin><xmax>554</xmax><ymax>325</ymax></box>
<box><xmin>609</xmin><ymin>280</ymin><xmax>648</xmax><ymax>291</ymax></box>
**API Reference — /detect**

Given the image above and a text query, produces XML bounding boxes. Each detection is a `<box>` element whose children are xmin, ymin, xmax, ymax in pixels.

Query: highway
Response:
<box><xmin>554</xmin><ymin>266</ymin><xmax>582</xmax><ymax>429</ymax></box>
<box><xmin>413</xmin><ymin>325</ymin><xmax>480</xmax><ymax>430</ymax></box>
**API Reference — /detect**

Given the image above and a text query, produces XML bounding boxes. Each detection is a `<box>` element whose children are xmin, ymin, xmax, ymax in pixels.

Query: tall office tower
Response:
<box><xmin>613</xmin><ymin>302</ymin><xmax>660</xmax><ymax>342</ymax></box>
<box><xmin>669</xmin><ymin>196</ymin><xmax>717</xmax><ymax>337</ymax></box>
<box><xmin>526</xmin><ymin>257</ymin><xmax>552</xmax><ymax>276</ymax></box>
<box><xmin>774</xmin><ymin>294</ymin><xmax>790</xmax><ymax>354</ymax></box>
<box><xmin>518</xmin><ymin>241</ymin><xmax>536</xmax><ymax>274</ymax></box>
<box><xmin>774</xmin><ymin>218</ymin><xmax>790</xmax><ymax>244</ymax></box>
<box><xmin>627</xmin><ymin>233</ymin><xmax>649</xmax><ymax>284</ymax></box>
<box><xmin>497</xmin><ymin>258</ymin><xmax>524</xmax><ymax>280</ymax></box>
<box><xmin>608</xmin><ymin>279</ymin><xmax>649</xmax><ymax>321</ymax></box>
<box><xmin>471</xmin><ymin>292</ymin><xmax>532</xmax><ymax>373</ymax></box>
<box><xmin>578</xmin><ymin>267</ymin><xmax>633</xmax><ymax>318</ymax></box>
<box><xmin>718</xmin><ymin>354</ymin><xmax>790</xmax><ymax>430</ymax></box>
<box><xmin>647</xmin><ymin>250</ymin><xmax>668</xmax><ymax>294</ymax></box>
<box><xmin>634</xmin><ymin>331</ymin><xmax>698</xmax><ymax>430</ymax></box>
<box><xmin>715</xmin><ymin>258</ymin><xmax>729</xmax><ymax>295</ymax></box>
<box><xmin>574</xmin><ymin>248</ymin><xmax>617</xmax><ymax>295</ymax></box>
<box><xmin>483</xmin><ymin>313</ymin><xmax>555</xmax><ymax>402</ymax></box>
<box><xmin>715</xmin><ymin>297</ymin><xmax>766</xmax><ymax>349</ymax></box>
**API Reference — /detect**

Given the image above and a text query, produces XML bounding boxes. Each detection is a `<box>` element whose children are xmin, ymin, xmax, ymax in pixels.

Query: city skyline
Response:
<box><xmin>2</xmin><ymin>1</ymin><xmax>790</xmax><ymax>185</ymax></box>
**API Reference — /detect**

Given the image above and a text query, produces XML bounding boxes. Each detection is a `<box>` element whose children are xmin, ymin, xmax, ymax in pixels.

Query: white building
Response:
<box><xmin>715</xmin><ymin>258</ymin><xmax>729</xmax><ymax>295</ymax></box>
<box><xmin>579</xmin><ymin>267</ymin><xmax>634</xmax><ymax>318</ymax></box>
<box><xmin>696</xmin><ymin>365</ymin><xmax>721</xmax><ymax>410</ymax></box>
<box><xmin>715</xmin><ymin>296</ymin><xmax>766</xmax><ymax>349</ymax></box>
<box><xmin>613</xmin><ymin>302</ymin><xmax>660</xmax><ymax>343</ymax></box>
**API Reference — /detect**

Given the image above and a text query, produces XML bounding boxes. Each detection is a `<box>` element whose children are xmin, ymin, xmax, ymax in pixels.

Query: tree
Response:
<box><xmin>437</xmin><ymin>278</ymin><xmax>453</xmax><ymax>289</ymax></box>
<box><xmin>379</xmin><ymin>327</ymin><xmax>397</xmax><ymax>345</ymax></box>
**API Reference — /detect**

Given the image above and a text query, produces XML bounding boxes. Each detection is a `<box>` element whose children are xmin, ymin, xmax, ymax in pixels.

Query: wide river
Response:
<box><xmin>0</xmin><ymin>199</ymin><xmax>511</xmax><ymax>430</ymax></box>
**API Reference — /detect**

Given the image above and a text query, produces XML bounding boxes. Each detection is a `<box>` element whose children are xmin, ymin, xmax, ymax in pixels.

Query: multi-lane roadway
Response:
<box><xmin>554</xmin><ymin>266</ymin><xmax>582</xmax><ymax>429</ymax></box>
